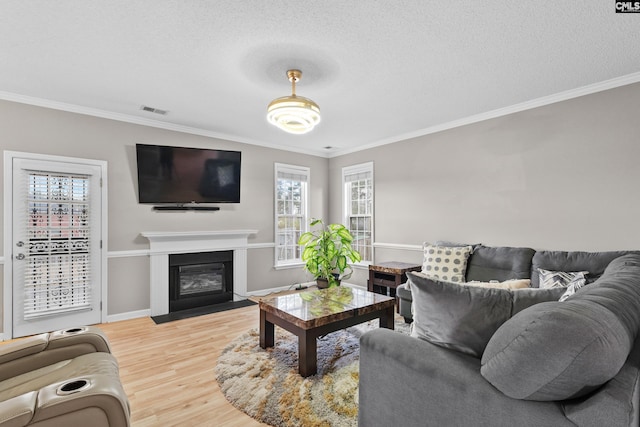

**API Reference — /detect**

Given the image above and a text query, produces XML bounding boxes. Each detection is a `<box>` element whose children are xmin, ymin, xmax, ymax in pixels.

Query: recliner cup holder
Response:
<box><xmin>63</xmin><ymin>327</ymin><xmax>84</xmax><ymax>334</ymax></box>
<box><xmin>57</xmin><ymin>379</ymin><xmax>91</xmax><ymax>396</ymax></box>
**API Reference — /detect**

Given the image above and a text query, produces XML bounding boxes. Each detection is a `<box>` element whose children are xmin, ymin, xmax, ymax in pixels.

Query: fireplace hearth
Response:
<box><xmin>169</xmin><ymin>251</ymin><xmax>233</xmax><ymax>312</ymax></box>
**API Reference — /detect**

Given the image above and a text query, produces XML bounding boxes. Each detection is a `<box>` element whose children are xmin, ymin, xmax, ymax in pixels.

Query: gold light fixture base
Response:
<box><xmin>267</xmin><ymin>69</ymin><xmax>321</xmax><ymax>135</ymax></box>
<box><xmin>287</xmin><ymin>69</ymin><xmax>302</xmax><ymax>82</ymax></box>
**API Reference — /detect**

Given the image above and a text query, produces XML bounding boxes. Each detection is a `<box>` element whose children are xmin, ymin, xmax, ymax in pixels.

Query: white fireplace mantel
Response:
<box><xmin>141</xmin><ymin>230</ymin><xmax>258</xmax><ymax>316</ymax></box>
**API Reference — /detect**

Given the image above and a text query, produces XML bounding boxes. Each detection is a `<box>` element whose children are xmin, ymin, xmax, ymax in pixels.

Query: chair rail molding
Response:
<box><xmin>373</xmin><ymin>242</ymin><xmax>423</xmax><ymax>252</ymax></box>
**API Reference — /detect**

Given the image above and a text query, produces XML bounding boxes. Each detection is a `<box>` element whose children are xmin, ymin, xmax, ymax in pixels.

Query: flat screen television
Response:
<box><xmin>136</xmin><ymin>143</ymin><xmax>241</xmax><ymax>204</ymax></box>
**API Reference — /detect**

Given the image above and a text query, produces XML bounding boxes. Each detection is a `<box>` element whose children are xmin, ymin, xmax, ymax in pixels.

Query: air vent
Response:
<box><xmin>140</xmin><ymin>105</ymin><xmax>168</xmax><ymax>115</ymax></box>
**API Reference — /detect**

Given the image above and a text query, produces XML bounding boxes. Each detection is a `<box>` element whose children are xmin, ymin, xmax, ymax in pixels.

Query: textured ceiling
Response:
<box><xmin>1</xmin><ymin>1</ymin><xmax>639</xmax><ymax>157</ymax></box>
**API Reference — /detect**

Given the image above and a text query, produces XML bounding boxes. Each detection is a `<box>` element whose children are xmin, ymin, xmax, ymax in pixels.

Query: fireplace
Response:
<box><xmin>142</xmin><ymin>230</ymin><xmax>257</xmax><ymax>317</ymax></box>
<box><xmin>169</xmin><ymin>251</ymin><xmax>233</xmax><ymax>312</ymax></box>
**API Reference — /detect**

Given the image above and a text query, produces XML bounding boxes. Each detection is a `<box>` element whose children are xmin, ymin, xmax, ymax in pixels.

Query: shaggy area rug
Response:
<box><xmin>215</xmin><ymin>320</ymin><xmax>410</xmax><ymax>427</ymax></box>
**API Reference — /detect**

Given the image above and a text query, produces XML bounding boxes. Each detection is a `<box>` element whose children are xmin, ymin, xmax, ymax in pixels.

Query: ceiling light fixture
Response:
<box><xmin>267</xmin><ymin>69</ymin><xmax>321</xmax><ymax>134</ymax></box>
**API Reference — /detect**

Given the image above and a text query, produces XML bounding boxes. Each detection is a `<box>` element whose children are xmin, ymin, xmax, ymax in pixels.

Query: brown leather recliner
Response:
<box><xmin>0</xmin><ymin>326</ymin><xmax>130</xmax><ymax>427</ymax></box>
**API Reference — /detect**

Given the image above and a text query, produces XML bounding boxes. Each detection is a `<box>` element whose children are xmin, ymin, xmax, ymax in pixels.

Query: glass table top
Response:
<box><xmin>259</xmin><ymin>285</ymin><xmax>394</xmax><ymax>322</ymax></box>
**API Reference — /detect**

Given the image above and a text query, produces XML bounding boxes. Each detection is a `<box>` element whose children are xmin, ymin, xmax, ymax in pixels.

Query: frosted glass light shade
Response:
<box><xmin>267</xmin><ymin>95</ymin><xmax>321</xmax><ymax>135</ymax></box>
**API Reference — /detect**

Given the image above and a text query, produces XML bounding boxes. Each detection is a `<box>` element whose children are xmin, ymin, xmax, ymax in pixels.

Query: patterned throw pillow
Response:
<box><xmin>558</xmin><ymin>276</ymin><xmax>590</xmax><ymax>301</ymax></box>
<box><xmin>537</xmin><ymin>268</ymin><xmax>588</xmax><ymax>293</ymax></box>
<box><xmin>422</xmin><ymin>244</ymin><xmax>472</xmax><ymax>283</ymax></box>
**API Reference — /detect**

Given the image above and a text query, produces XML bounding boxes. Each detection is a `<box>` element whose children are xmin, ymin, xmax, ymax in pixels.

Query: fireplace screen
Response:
<box><xmin>178</xmin><ymin>263</ymin><xmax>224</xmax><ymax>296</ymax></box>
<box><xmin>169</xmin><ymin>250</ymin><xmax>233</xmax><ymax>312</ymax></box>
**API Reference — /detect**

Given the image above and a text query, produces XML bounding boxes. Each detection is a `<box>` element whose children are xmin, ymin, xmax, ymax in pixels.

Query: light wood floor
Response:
<box><xmin>97</xmin><ymin>306</ymin><xmax>268</xmax><ymax>427</ymax></box>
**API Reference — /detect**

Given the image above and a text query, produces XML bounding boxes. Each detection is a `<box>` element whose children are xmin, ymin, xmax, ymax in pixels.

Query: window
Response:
<box><xmin>343</xmin><ymin>162</ymin><xmax>374</xmax><ymax>263</ymax></box>
<box><xmin>275</xmin><ymin>164</ymin><xmax>309</xmax><ymax>267</ymax></box>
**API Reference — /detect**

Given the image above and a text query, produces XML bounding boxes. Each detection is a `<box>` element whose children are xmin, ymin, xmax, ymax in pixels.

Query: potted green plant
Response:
<box><xmin>298</xmin><ymin>218</ymin><xmax>362</xmax><ymax>288</ymax></box>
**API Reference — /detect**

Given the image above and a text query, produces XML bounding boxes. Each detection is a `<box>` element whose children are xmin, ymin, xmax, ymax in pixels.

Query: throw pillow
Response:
<box><xmin>465</xmin><ymin>279</ymin><xmax>531</xmax><ymax>290</ymax></box>
<box><xmin>558</xmin><ymin>275</ymin><xmax>589</xmax><ymax>301</ymax></box>
<box><xmin>407</xmin><ymin>272</ymin><xmax>561</xmax><ymax>358</ymax></box>
<box><xmin>422</xmin><ymin>244</ymin><xmax>472</xmax><ymax>283</ymax></box>
<box><xmin>538</xmin><ymin>268</ymin><xmax>588</xmax><ymax>289</ymax></box>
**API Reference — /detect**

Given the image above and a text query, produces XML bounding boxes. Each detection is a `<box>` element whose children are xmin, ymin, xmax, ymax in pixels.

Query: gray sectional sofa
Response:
<box><xmin>358</xmin><ymin>245</ymin><xmax>640</xmax><ymax>427</ymax></box>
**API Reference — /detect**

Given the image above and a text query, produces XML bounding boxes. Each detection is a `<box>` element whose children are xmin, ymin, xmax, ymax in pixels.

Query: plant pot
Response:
<box><xmin>316</xmin><ymin>278</ymin><xmax>340</xmax><ymax>289</ymax></box>
<box><xmin>316</xmin><ymin>278</ymin><xmax>330</xmax><ymax>289</ymax></box>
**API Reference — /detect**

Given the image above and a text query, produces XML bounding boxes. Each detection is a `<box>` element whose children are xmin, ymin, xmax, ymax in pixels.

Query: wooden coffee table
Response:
<box><xmin>259</xmin><ymin>285</ymin><xmax>395</xmax><ymax>377</ymax></box>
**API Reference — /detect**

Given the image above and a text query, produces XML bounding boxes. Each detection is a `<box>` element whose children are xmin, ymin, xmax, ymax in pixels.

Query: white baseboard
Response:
<box><xmin>106</xmin><ymin>309</ymin><xmax>151</xmax><ymax>323</ymax></box>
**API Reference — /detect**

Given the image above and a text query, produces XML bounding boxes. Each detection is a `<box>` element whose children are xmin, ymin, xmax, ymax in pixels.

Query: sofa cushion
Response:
<box><xmin>481</xmin><ymin>254</ymin><xmax>640</xmax><ymax>401</ymax></box>
<box><xmin>407</xmin><ymin>272</ymin><xmax>564</xmax><ymax>358</ymax></box>
<box><xmin>421</xmin><ymin>244</ymin><xmax>472</xmax><ymax>283</ymax></box>
<box><xmin>396</xmin><ymin>282</ymin><xmax>412</xmax><ymax>301</ymax></box>
<box><xmin>465</xmin><ymin>246</ymin><xmax>535</xmax><ymax>282</ymax></box>
<box><xmin>530</xmin><ymin>250</ymin><xmax>640</xmax><ymax>288</ymax></box>
<box><xmin>510</xmin><ymin>287</ymin><xmax>566</xmax><ymax>314</ymax></box>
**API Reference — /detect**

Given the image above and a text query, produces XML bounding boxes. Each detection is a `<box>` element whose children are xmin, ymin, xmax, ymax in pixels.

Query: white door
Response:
<box><xmin>12</xmin><ymin>158</ymin><xmax>103</xmax><ymax>338</ymax></box>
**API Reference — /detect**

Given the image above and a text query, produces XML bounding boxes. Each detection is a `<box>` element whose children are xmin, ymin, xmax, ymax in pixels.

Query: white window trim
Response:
<box><xmin>274</xmin><ymin>163</ymin><xmax>310</xmax><ymax>268</ymax></box>
<box><xmin>342</xmin><ymin>161</ymin><xmax>374</xmax><ymax>266</ymax></box>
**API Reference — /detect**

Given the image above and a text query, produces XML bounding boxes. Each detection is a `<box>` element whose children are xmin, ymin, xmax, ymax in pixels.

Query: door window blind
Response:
<box><xmin>24</xmin><ymin>172</ymin><xmax>92</xmax><ymax>318</ymax></box>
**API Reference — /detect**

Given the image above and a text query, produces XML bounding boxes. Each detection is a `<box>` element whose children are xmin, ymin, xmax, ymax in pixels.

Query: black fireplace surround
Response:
<box><xmin>169</xmin><ymin>250</ymin><xmax>233</xmax><ymax>312</ymax></box>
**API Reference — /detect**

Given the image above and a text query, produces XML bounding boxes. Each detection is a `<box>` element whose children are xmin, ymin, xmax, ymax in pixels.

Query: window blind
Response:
<box><xmin>23</xmin><ymin>172</ymin><xmax>92</xmax><ymax>319</ymax></box>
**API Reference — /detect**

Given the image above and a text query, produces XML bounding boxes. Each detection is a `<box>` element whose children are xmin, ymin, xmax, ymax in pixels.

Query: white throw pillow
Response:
<box><xmin>465</xmin><ymin>279</ymin><xmax>531</xmax><ymax>290</ymax></box>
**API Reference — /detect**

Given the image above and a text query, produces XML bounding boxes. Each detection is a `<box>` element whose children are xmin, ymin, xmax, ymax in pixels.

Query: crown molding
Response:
<box><xmin>329</xmin><ymin>72</ymin><xmax>640</xmax><ymax>157</ymax></box>
<box><xmin>2</xmin><ymin>71</ymin><xmax>639</xmax><ymax>160</ymax></box>
<box><xmin>0</xmin><ymin>91</ymin><xmax>331</xmax><ymax>158</ymax></box>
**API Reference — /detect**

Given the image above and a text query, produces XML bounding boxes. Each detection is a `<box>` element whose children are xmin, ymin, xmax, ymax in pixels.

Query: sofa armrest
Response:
<box><xmin>0</xmin><ymin>375</ymin><xmax>130</xmax><ymax>427</ymax></box>
<box><xmin>563</xmin><ymin>335</ymin><xmax>640</xmax><ymax>426</ymax></box>
<box><xmin>0</xmin><ymin>392</ymin><xmax>38</xmax><ymax>427</ymax></box>
<box><xmin>33</xmin><ymin>373</ymin><xmax>130</xmax><ymax>427</ymax></box>
<box><xmin>0</xmin><ymin>327</ymin><xmax>112</xmax><ymax>382</ymax></box>
<box><xmin>47</xmin><ymin>327</ymin><xmax>111</xmax><ymax>353</ymax></box>
<box><xmin>0</xmin><ymin>336</ymin><xmax>49</xmax><ymax>366</ymax></box>
<box><xmin>396</xmin><ymin>283</ymin><xmax>413</xmax><ymax>322</ymax></box>
<box><xmin>358</xmin><ymin>329</ymin><xmax>573</xmax><ymax>427</ymax></box>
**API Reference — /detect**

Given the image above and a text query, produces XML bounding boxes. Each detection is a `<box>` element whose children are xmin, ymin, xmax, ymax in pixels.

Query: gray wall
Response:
<box><xmin>2</xmin><ymin>81</ymin><xmax>639</xmax><ymax>321</ymax></box>
<box><xmin>330</xmin><ymin>82</ymin><xmax>640</xmax><ymax>287</ymax></box>
<box><xmin>0</xmin><ymin>100</ymin><xmax>328</xmax><ymax>324</ymax></box>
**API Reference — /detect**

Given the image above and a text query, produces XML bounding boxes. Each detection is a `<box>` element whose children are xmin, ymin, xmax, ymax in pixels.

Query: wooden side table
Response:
<box><xmin>368</xmin><ymin>262</ymin><xmax>422</xmax><ymax>311</ymax></box>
